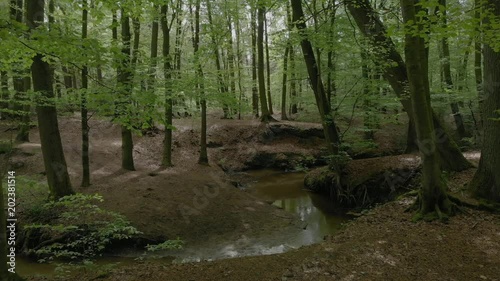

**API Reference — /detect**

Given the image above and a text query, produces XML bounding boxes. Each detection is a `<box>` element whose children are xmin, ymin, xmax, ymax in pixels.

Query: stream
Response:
<box><xmin>18</xmin><ymin>170</ymin><xmax>349</xmax><ymax>278</ymax></box>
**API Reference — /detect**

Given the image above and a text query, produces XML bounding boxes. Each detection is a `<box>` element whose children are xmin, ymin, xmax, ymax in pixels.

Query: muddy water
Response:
<box><xmin>166</xmin><ymin>170</ymin><xmax>350</xmax><ymax>262</ymax></box>
<box><xmin>248</xmin><ymin>170</ymin><xmax>350</xmax><ymax>243</ymax></box>
<box><xmin>18</xmin><ymin>170</ymin><xmax>348</xmax><ymax>277</ymax></box>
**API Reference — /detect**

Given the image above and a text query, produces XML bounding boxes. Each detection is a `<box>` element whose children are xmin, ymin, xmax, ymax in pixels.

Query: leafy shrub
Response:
<box><xmin>25</xmin><ymin>193</ymin><xmax>141</xmax><ymax>262</ymax></box>
<box><xmin>145</xmin><ymin>238</ymin><xmax>184</xmax><ymax>252</ymax></box>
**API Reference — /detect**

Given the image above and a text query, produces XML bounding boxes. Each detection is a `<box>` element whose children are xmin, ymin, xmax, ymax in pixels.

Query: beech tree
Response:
<box><xmin>469</xmin><ymin>0</ymin><xmax>500</xmax><ymax>202</ymax></box>
<box><xmin>346</xmin><ymin>0</ymin><xmax>472</xmax><ymax>172</ymax></box>
<box><xmin>257</xmin><ymin>0</ymin><xmax>272</xmax><ymax>122</ymax></box>
<box><xmin>27</xmin><ymin>0</ymin><xmax>74</xmax><ymax>199</ymax></box>
<box><xmin>118</xmin><ymin>11</ymin><xmax>135</xmax><ymax>171</ymax></box>
<box><xmin>290</xmin><ymin>0</ymin><xmax>340</xmax><ymax>154</ymax></box>
<box><xmin>81</xmin><ymin>0</ymin><xmax>90</xmax><ymax>186</ymax></box>
<box><xmin>400</xmin><ymin>0</ymin><xmax>452</xmax><ymax>219</ymax></box>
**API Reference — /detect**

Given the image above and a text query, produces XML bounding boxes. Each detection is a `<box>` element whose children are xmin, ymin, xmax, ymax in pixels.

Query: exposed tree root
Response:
<box><xmin>448</xmin><ymin>194</ymin><xmax>500</xmax><ymax>214</ymax></box>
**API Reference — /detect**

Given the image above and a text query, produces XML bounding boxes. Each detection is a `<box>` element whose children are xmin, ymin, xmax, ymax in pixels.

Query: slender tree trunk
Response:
<box><xmin>206</xmin><ymin>0</ymin><xmax>230</xmax><ymax>118</ymax></box>
<box><xmin>286</xmin><ymin>4</ymin><xmax>297</xmax><ymax>115</ymax></box>
<box><xmin>11</xmin><ymin>0</ymin><xmax>30</xmax><ymax>141</ymax></box>
<box><xmin>235</xmin><ymin>7</ymin><xmax>244</xmax><ymax>120</ymax></box>
<box><xmin>161</xmin><ymin>4</ymin><xmax>174</xmax><ymax>167</ymax></box>
<box><xmin>146</xmin><ymin>4</ymin><xmax>160</xmax><ymax>128</ymax></box>
<box><xmin>257</xmin><ymin>3</ymin><xmax>272</xmax><ymax>122</ymax></box>
<box><xmin>469</xmin><ymin>0</ymin><xmax>500</xmax><ymax>202</ymax></box>
<box><xmin>251</xmin><ymin>5</ymin><xmax>259</xmax><ymax>117</ymax></box>
<box><xmin>193</xmin><ymin>0</ymin><xmax>208</xmax><ymax>165</ymax></box>
<box><xmin>401</xmin><ymin>0</ymin><xmax>452</xmax><ymax>219</ymax></box>
<box><xmin>281</xmin><ymin>46</ymin><xmax>290</xmax><ymax>120</ymax></box>
<box><xmin>174</xmin><ymin>0</ymin><xmax>187</xmax><ymax>116</ymax></box>
<box><xmin>118</xmin><ymin>12</ymin><xmax>135</xmax><ymax>171</ymax></box>
<box><xmin>361</xmin><ymin>51</ymin><xmax>375</xmax><ymax>140</ymax></box>
<box><xmin>264</xmin><ymin>14</ymin><xmax>273</xmax><ymax>115</ymax></box>
<box><xmin>27</xmin><ymin>0</ymin><xmax>74</xmax><ymax>199</ymax></box>
<box><xmin>346</xmin><ymin>0</ymin><xmax>471</xmax><ymax>172</ymax></box>
<box><xmin>289</xmin><ymin>46</ymin><xmax>298</xmax><ymax>114</ymax></box>
<box><xmin>474</xmin><ymin>0</ymin><xmax>483</xmax><ymax>129</ymax></box>
<box><xmin>437</xmin><ymin>0</ymin><xmax>468</xmax><ymax>139</ymax></box>
<box><xmin>326</xmin><ymin>5</ymin><xmax>337</xmax><ymax>106</ymax></box>
<box><xmin>291</xmin><ymin>0</ymin><xmax>340</xmax><ymax>154</ymax></box>
<box><xmin>80</xmin><ymin>0</ymin><xmax>90</xmax><ymax>186</ymax></box>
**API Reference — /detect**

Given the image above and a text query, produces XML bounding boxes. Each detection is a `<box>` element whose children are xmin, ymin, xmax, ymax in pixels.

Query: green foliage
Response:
<box><xmin>25</xmin><ymin>193</ymin><xmax>141</xmax><ymax>262</ymax></box>
<box><xmin>145</xmin><ymin>238</ymin><xmax>184</xmax><ymax>252</ymax></box>
<box><xmin>0</xmin><ymin>140</ymin><xmax>13</xmax><ymax>154</ymax></box>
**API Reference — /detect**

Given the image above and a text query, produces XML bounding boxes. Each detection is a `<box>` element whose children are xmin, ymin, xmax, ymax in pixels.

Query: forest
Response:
<box><xmin>0</xmin><ymin>0</ymin><xmax>499</xmax><ymax>280</ymax></box>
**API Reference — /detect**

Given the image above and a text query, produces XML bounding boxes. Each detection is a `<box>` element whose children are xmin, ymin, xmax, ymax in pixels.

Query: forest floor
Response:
<box><xmin>2</xmin><ymin>113</ymin><xmax>499</xmax><ymax>281</ymax></box>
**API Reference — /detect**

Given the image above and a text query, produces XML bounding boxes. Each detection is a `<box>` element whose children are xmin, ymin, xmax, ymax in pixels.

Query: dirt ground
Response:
<box><xmin>2</xmin><ymin>114</ymin><xmax>499</xmax><ymax>281</ymax></box>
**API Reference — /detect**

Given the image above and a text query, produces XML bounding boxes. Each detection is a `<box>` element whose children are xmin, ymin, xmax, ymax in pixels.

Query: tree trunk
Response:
<box><xmin>469</xmin><ymin>0</ymin><xmax>500</xmax><ymax>202</ymax></box>
<box><xmin>251</xmin><ymin>5</ymin><xmax>259</xmax><ymax>117</ymax></box>
<box><xmin>346</xmin><ymin>0</ymin><xmax>471</xmax><ymax>172</ymax></box>
<box><xmin>146</xmin><ymin>4</ymin><xmax>160</xmax><ymax>129</ymax></box>
<box><xmin>15</xmin><ymin>76</ymin><xmax>31</xmax><ymax>143</ymax></box>
<box><xmin>80</xmin><ymin>0</ymin><xmax>90</xmax><ymax>187</ymax></box>
<box><xmin>401</xmin><ymin>0</ymin><xmax>452</xmax><ymax>219</ymax></box>
<box><xmin>161</xmin><ymin>4</ymin><xmax>173</xmax><ymax>167</ymax></box>
<box><xmin>264</xmin><ymin>14</ymin><xmax>273</xmax><ymax>115</ymax></box>
<box><xmin>118</xmin><ymin>12</ymin><xmax>135</xmax><ymax>171</ymax></box>
<box><xmin>281</xmin><ymin>46</ymin><xmax>290</xmax><ymax>121</ymax></box>
<box><xmin>286</xmin><ymin>4</ymin><xmax>298</xmax><ymax>115</ymax></box>
<box><xmin>474</xmin><ymin>0</ymin><xmax>483</xmax><ymax>129</ymax></box>
<box><xmin>193</xmin><ymin>0</ymin><xmax>208</xmax><ymax>165</ymax></box>
<box><xmin>289</xmin><ymin>49</ymin><xmax>298</xmax><ymax>115</ymax></box>
<box><xmin>257</xmin><ymin>3</ymin><xmax>272</xmax><ymax>122</ymax></box>
<box><xmin>235</xmin><ymin>8</ymin><xmax>244</xmax><ymax>120</ymax></box>
<box><xmin>290</xmin><ymin>0</ymin><xmax>340</xmax><ymax>154</ymax></box>
<box><xmin>326</xmin><ymin>5</ymin><xmax>337</xmax><ymax>106</ymax></box>
<box><xmin>27</xmin><ymin>0</ymin><xmax>74</xmax><ymax>199</ymax></box>
<box><xmin>437</xmin><ymin>0</ymin><xmax>468</xmax><ymax>139</ymax></box>
<box><xmin>206</xmin><ymin>0</ymin><xmax>230</xmax><ymax>118</ymax></box>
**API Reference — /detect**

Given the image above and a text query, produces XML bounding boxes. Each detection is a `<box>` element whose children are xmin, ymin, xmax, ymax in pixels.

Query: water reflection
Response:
<box><xmin>250</xmin><ymin>170</ymin><xmax>349</xmax><ymax>242</ymax></box>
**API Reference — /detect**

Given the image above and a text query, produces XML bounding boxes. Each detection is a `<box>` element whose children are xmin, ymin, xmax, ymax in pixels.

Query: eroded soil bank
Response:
<box><xmin>29</xmin><ymin>168</ymin><xmax>500</xmax><ymax>281</ymax></box>
<box><xmin>2</xmin><ymin>116</ymin><xmax>499</xmax><ymax>280</ymax></box>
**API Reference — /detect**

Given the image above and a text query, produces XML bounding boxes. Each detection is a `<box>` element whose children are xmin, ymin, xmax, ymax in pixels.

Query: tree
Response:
<box><xmin>281</xmin><ymin>45</ymin><xmax>290</xmax><ymax>120</ymax></box>
<box><xmin>346</xmin><ymin>0</ymin><xmax>472</xmax><ymax>172</ymax></box>
<box><xmin>11</xmin><ymin>0</ymin><xmax>30</xmax><ymax>142</ymax></box>
<box><xmin>146</xmin><ymin>4</ymin><xmax>160</xmax><ymax>128</ymax></box>
<box><xmin>27</xmin><ymin>0</ymin><xmax>74</xmax><ymax>199</ymax></box>
<box><xmin>161</xmin><ymin>4</ymin><xmax>174</xmax><ymax>167</ymax></box>
<box><xmin>81</xmin><ymin>0</ymin><xmax>90</xmax><ymax>187</ymax></box>
<box><xmin>290</xmin><ymin>0</ymin><xmax>340</xmax><ymax>154</ymax></box>
<box><xmin>474</xmin><ymin>0</ymin><xmax>483</xmax><ymax>129</ymax></box>
<box><xmin>469</xmin><ymin>0</ymin><xmax>500</xmax><ymax>202</ymax></box>
<box><xmin>117</xmin><ymin>11</ymin><xmax>136</xmax><ymax>171</ymax></box>
<box><xmin>264</xmin><ymin>14</ymin><xmax>273</xmax><ymax>114</ymax></box>
<box><xmin>257</xmin><ymin>1</ymin><xmax>272</xmax><ymax>122</ymax></box>
<box><xmin>251</xmin><ymin>3</ymin><xmax>259</xmax><ymax>117</ymax></box>
<box><xmin>401</xmin><ymin>0</ymin><xmax>452</xmax><ymax>219</ymax></box>
<box><xmin>436</xmin><ymin>0</ymin><xmax>468</xmax><ymax>139</ymax></box>
<box><xmin>206</xmin><ymin>0</ymin><xmax>231</xmax><ymax>119</ymax></box>
<box><xmin>193</xmin><ymin>0</ymin><xmax>208</xmax><ymax>165</ymax></box>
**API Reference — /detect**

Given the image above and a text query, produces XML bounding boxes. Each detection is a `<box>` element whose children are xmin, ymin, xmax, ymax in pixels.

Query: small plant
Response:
<box><xmin>25</xmin><ymin>193</ymin><xmax>141</xmax><ymax>262</ymax></box>
<box><xmin>145</xmin><ymin>238</ymin><xmax>184</xmax><ymax>252</ymax></box>
<box><xmin>0</xmin><ymin>140</ymin><xmax>13</xmax><ymax>154</ymax></box>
